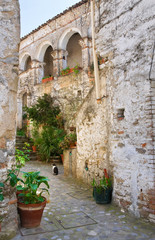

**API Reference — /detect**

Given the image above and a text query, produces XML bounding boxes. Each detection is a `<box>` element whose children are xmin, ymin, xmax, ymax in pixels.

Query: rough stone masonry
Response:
<box><xmin>0</xmin><ymin>0</ymin><xmax>20</xmax><ymax>239</ymax></box>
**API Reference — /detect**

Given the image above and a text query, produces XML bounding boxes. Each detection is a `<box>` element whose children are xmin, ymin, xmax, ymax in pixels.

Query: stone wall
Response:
<box><xmin>0</xmin><ymin>0</ymin><xmax>20</xmax><ymax>238</ymax></box>
<box><xmin>75</xmin><ymin>0</ymin><xmax>155</xmax><ymax>222</ymax></box>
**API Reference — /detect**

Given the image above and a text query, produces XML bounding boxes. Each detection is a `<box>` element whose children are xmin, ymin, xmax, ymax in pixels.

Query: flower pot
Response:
<box><xmin>17</xmin><ymin>198</ymin><xmax>46</xmax><ymax>228</ymax></box>
<box><xmin>32</xmin><ymin>145</ymin><xmax>36</xmax><ymax>152</ymax></box>
<box><xmin>60</xmin><ymin>154</ymin><xmax>64</xmax><ymax>163</ymax></box>
<box><xmin>93</xmin><ymin>187</ymin><xmax>112</xmax><ymax>204</ymax></box>
<box><xmin>42</xmin><ymin>76</ymin><xmax>54</xmax><ymax>83</ymax></box>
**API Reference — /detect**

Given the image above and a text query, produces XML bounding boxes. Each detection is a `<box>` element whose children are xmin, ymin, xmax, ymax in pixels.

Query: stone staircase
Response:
<box><xmin>16</xmin><ymin>136</ymin><xmax>38</xmax><ymax>161</ymax></box>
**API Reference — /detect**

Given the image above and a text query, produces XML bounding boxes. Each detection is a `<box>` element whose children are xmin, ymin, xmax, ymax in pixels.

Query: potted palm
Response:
<box><xmin>92</xmin><ymin>169</ymin><xmax>112</xmax><ymax>204</ymax></box>
<box><xmin>17</xmin><ymin>171</ymin><xmax>49</xmax><ymax>228</ymax></box>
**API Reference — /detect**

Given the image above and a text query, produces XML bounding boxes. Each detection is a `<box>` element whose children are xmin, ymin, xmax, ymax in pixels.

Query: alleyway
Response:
<box><xmin>12</xmin><ymin>161</ymin><xmax>155</xmax><ymax>240</ymax></box>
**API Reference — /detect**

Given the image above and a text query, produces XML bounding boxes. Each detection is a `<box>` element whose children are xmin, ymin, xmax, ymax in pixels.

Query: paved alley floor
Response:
<box><xmin>12</xmin><ymin>161</ymin><xmax>155</xmax><ymax>240</ymax></box>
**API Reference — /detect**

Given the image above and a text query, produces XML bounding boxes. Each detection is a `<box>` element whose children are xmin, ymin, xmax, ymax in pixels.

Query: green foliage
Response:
<box><xmin>24</xmin><ymin>94</ymin><xmax>61</xmax><ymax>126</ymax></box>
<box><xmin>59</xmin><ymin>132</ymin><xmax>77</xmax><ymax>150</ymax></box>
<box><xmin>92</xmin><ymin>175</ymin><xmax>112</xmax><ymax>193</ymax></box>
<box><xmin>35</xmin><ymin>126</ymin><xmax>65</xmax><ymax>162</ymax></box>
<box><xmin>73</xmin><ymin>65</ymin><xmax>80</xmax><ymax>74</ymax></box>
<box><xmin>16</xmin><ymin>128</ymin><xmax>26</xmax><ymax>137</ymax></box>
<box><xmin>0</xmin><ymin>143</ymin><xmax>30</xmax><ymax>201</ymax></box>
<box><xmin>17</xmin><ymin>171</ymin><xmax>49</xmax><ymax>204</ymax></box>
<box><xmin>6</xmin><ymin>169</ymin><xmax>23</xmax><ymax>188</ymax></box>
<box><xmin>24</xmin><ymin>94</ymin><xmax>66</xmax><ymax>160</ymax></box>
<box><xmin>0</xmin><ymin>182</ymin><xmax>4</xmax><ymax>201</ymax></box>
<box><xmin>60</xmin><ymin>66</ymin><xmax>70</xmax><ymax>76</ymax></box>
<box><xmin>15</xmin><ymin>142</ymin><xmax>31</xmax><ymax>169</ymax></box>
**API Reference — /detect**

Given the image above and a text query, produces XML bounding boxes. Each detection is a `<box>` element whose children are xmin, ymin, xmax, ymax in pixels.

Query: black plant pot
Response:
<box><xmin>93</xmin><ymin>187</ymin><xmax>112</xmax><ymax>204</ymax></box>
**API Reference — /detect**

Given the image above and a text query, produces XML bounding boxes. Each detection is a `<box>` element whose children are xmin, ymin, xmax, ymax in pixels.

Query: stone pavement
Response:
<box><xmin>12</xmin><ymin>161</ymin><xmax>155</xmax><ymax>240</ymax></box>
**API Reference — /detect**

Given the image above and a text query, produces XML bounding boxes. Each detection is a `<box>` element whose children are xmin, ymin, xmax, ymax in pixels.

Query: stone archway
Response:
<box><xmin>58</xmin><ymin>27</ymin><xmax>82</xmax><ymax>69</ymax></box>
<box><xmin>66</xmin><ymin>33</ymin><xmax>82</xmax><ymax>68</ymax></box>
<box><xmin>43</xmin><ymin>45</ymin><xmax>54</xmax><ymax>77</ymax></box>
<box><xmin>20</xmin><ymin>52</ymin><xmax>32</xmax><ymax>71</ymax></box>
<box><xmin>35</xmin><ymin>41</ymin><xmax>54</xmax><ymax>79</ymax></box>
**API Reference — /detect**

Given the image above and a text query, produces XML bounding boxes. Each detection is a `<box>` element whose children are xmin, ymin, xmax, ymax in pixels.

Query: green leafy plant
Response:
<box><xmin>60</xmin><ymin>66</ymin><xmax>70</xmax><ymax>76</ymax></box>
<box><xmin>73</xmin><ymin>65</ymin><xmax>80</xmax><ymax>74</ymax></box>
<box><xmin>24</xmin><ymin>94</ymin><xmax>66</xmax><ymax>161</ymax></box>
<box><xmin>0</xmin><ymin>143</ymin><xmax>30</xmax><ymax>201</ymax></box>
<box><xmin>15</xmin><ymin>142</ymin><xmax>31</xmax><ymax>169</ymax></box>
<box><xmin>59</xmin><ymin>132</ymin><xmax>77</xmax><ymax>150</ymax></box>
<box><xmin>6</xmin><ymin>169</ymin><xmax>23</xmax><ymax>188</ymax></box>
<box><xmin>42</xmin><ymin>76</ymin><xmax>53</xmax><ymax>79</ymax></box>
<box><xmin>24</xmin><ymin>94</ymin><xmax>61</xmax><ymax>127</ymax></box>
<box><xmin>92</xmin><ymin>169</ymin><xmax>112</xmax><ymax>193</ymax></box>
<box><xmin>17</xmin><ymin>171</ymin><xmax>49</xmax><ymax>204</ymax></box>
<box><xmin>16</xmin><ymin>128</ymin><xmax>26</xmax><ymax>137</ymax></box>
<box><xmin>36</xmin><ymin>126</ymin><xmax>65</xmax><ymax>162</ymax></box>
<box><xmin>0</xmin><ymin>183</ymin><xmax>4</xmax><ymax>201</ymax></box>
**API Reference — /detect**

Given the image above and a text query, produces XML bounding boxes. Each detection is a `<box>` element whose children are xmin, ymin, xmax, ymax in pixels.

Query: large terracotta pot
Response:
<box><xmin>17</xmin><ymin>198</ymin><xmax>46</xmax><ymax>228</ymax></box>
<box><xmin>32</xmin><ymin>145</ymin><xmax>37</xmax><ymax>152</ymax></box>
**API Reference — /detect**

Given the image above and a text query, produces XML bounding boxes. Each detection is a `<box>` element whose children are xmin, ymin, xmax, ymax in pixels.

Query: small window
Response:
<box><xmin>117</xmin><ymin>109</ymin><xmax>125</xmax><ymax>120</ymax></box>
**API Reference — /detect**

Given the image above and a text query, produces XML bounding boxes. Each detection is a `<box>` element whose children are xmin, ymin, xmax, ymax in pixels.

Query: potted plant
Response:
<box><xmin>17</xmin><ymin>171</ymin><xmax>49</xmax><ymax>228</ymax></box>
<box><xmin>92</xmin><ymin>169</ymin><xmax>112</xmax><ymax>204</ymax></box>
<box><xmin>60</xmin><ymin>66</ymin><xmax>70</xmax><ymax>76</ymax></box>
<box><xmin>59</xmin><ymin>132</ymin><xmax>77</xmax><ymax>150</ymax></box>
<box><xmin>42</xmin><ymin>76</ymin><xmax>54</xmax><ymax>83</ymax></box>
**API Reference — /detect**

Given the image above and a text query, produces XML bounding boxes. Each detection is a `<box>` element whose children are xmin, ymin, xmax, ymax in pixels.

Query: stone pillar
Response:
<box><xmin>51</xmin><ymin>50</ymin><xmax>59</xmax><ymax>77</ymax></box>
<box><xmin>79</xmin><ymin>37</ymin><xmax>92</xmax><ymax>70</ymax></box>
<box><xmin>0</xmin><ymin>0</ymin><xmax>20</xmax><ymax>239</ymax></box>
<box><xmin>34</xmin><ymin>61</ymin><xmax>46</xmax><ymax>84</ymax></box>
<box><xmin>31</xmin><ymin>59</ymin><xmax>39</xmax><ymax>84</ymax></box>
<box><xmin>58</xmin><ymin>50</ymin><xmax>68</xmax><ymax>73</ymax></box>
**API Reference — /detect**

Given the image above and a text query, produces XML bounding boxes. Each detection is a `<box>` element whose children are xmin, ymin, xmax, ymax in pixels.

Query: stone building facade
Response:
<box><xmin>0</xmin><ymin>0</ymin><xmax>20</xmax><ymax>239</ymax></box>
<box><xmin>18</xmin><ymin>0</ymin><xmax>155</xmax><ymax>223</ymax></box>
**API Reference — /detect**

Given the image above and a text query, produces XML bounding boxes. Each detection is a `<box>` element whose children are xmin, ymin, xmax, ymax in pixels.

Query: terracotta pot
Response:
<box><xmin>42</xmin><ymin>76</ymin><xmax>54</xmax><ymax>83</ymax></box>
<box><xmin>17</xmin><ymin>198</ymin><xmax>46</xmax><ymax>228</ymax></box>
<box><xmin>60</xmin><ymin>154</ymin><xmax>64</xmax><ymax>163</ymax></box>
<box><xmin>32</xmin><ymin>145</ymin><xmax>36</xmax><ymax>152</ymax></box>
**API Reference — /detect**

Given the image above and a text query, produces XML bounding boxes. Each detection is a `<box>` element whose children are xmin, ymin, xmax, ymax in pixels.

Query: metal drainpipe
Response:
<box><xmin>90</xmin><ymin>0</ymin><xmax>100</xmax><ymax>100</ymax></box>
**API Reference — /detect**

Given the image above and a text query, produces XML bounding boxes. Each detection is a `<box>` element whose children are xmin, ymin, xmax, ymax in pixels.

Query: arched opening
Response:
<box><xmin>66</xmin><ymin>33</ymin><xmax>82</xmax><ymax>68</ymax></box>
<box><xmin>43</xmin><ymin>46</ymin><xmax>53</xmax><ymax>77</ymax></box>
<box><xmin>25</xmin><ymin>56</ymin><xmax>32</xmax><ymax>71</ymax></box>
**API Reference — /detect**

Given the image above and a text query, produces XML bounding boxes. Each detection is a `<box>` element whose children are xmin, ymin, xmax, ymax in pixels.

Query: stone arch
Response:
<box><xmin>36</xmin><ymin>40</ymin><xmax>53</xmax><ymax>62</ymax></box>
<box><xmin>66</xmin><ymin>33</ymin><xmax>82</xmax><ymax>68</ymax></box>
<box><xmin>17</xmin><ymin>88</ymin><xmax>31</xmax><ymax>129</ymax></box>
<box><xmin>43</xmin><ymin>45</ymin><xmax>54</xmax><ymax>77</ymax></box>
<box><xmin>35</xmin><ymin>41</ymin><xmax>54</xmax><ymax>78</ymax></box>
<box><xmin>20</xmin><ymin>52</ymin><xmax>32</xmax><ymax>71</ymax></box>
<box><xmin>58</xmin><ymin>28</ymin><xmax>82</xmax><ymax>68</ymax></box>
<box><xmin>58</xmin><ymin>27</ymin><xmax>82</xmax><ymax>50</ymax></box>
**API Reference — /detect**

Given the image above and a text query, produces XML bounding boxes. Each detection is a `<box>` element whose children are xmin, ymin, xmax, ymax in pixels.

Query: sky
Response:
<box><xmin>19</xmin><ymin>0</ymin><xmax>80</xmax><ymax>37</ymax></box>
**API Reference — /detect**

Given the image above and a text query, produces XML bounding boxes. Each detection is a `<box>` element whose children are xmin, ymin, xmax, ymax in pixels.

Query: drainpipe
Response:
<box><xmin>90</xmin><ymin>0</ymin><xmax>100</xmax><ymax>100</ymax></box>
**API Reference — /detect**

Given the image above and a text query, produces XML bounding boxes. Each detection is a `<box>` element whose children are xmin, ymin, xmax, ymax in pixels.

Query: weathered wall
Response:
<box><xmin>0</xmin><ymin>0</ymin><xmax>20</xmax><ymax>238</ymax></box>
<box><xmin>64</xmin><ymin>148</ymin><xmax>77</xmax><ymax>177</ymax></box>
<box><xmin>75</xmin><ymin>0</ymin><xmax>155</xmax><ymax>222</ymax></box>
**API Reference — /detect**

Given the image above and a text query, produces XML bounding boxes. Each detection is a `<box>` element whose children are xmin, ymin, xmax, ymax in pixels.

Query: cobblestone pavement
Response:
<box><xmin>12</xmin><ymin>161</ymin><xmax>155</xmax><ymax>240</ymax></box>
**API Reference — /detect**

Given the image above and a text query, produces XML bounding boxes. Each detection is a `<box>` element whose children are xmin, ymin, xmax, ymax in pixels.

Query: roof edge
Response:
<box><xmin>21</xmin><ymin>0</ymin><xmax>89</xmax><ymax>41</ymax></box>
